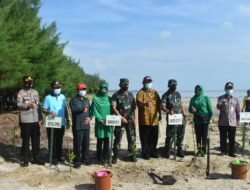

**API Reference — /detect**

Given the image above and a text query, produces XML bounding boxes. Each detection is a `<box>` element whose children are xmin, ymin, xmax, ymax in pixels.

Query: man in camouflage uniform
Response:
<box><xmin>111</xmin><ymin>78</ymin><xmax>137</xmax><ymax>164</ymax></box>
<box><xmin>161</xmin><ymin>79</ymin><xmax>187</xmax><ymax>158</ymax></box>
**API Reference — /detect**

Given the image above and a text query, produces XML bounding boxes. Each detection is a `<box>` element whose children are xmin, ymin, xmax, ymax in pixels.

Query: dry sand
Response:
<box><xmin>0</xmin><ymin>98</ymin><xmax>250</xmax><ymax>190</ymax></box>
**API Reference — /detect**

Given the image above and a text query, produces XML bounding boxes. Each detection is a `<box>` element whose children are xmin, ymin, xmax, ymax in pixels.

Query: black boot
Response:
<box><xmin>32</xmin><ymin>155</ymin><xmax>45</xmax><ymax>165</ymax></box>
<box><xmin>21</xmin><ymin>161</ymin><xmax>29</xmax><ymax>167</ymax></box>
<box><xmin>177</xmin><ymin>147</ymin><xmax>185</xmax><ymax>158</ymax></box>
<box><xmin>165</xmin><ymin>149</ymin><xmax>170</xmax><ymax>159</ymax></box>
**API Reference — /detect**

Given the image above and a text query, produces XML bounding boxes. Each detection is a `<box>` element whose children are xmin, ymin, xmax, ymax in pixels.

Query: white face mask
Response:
<box><xmin>78</xmin><ymin>90</ymin><xmax>87</xmax><ymax>97</ymax></box>
<box><xmin>54</xmin><ymin>88</ymin><xmax>61</xmax><ymax>95</ymax></box>
<box><xmin>226</xmin><ymin>89</ymin><xmax>233</xmax><ymax>96</ymax></box>
<box><xmin>145</xmin><ymin>83</ymin><xmax>152</xmax><ymax>89</ymax></box>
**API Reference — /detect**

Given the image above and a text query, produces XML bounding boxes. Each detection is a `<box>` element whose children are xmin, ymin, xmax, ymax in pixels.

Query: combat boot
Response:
<box><xmin>177</xmin><ymin>147</ymin><xmax>185</xmax><ymax>158</ymax></box>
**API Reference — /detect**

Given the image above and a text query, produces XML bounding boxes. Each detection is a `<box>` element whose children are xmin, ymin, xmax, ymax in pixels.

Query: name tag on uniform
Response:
<box><xmin>240</xmin><ymin>112</ymin><xmax>250</xmax><ymax>123</ymax></box>
<box><xmin>106</xmin><ymin>115</ymin><xmax>121</xmax><ymax>126</ymax></box>
<box><xmin>168</xmin><ymin>114</ymin><xmax>183</xmax><ymax>125</ymax></box>
<box><xmin>45</xmin><ymin>116</ymin><xmax>62</xmax><ymax>128</ymax></box>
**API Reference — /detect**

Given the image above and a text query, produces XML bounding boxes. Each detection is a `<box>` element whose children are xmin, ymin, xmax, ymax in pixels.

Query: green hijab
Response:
<box><xmin>91</xmin><ymin>83</ymin><xmax>111</xmax><ymax>121</ymax></box>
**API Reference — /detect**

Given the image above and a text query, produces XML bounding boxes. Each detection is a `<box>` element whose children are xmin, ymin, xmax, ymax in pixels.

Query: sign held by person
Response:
<box><xmin>106</xmin><ymin>115</ymin><xmax>121</xmax><ymax>126</ymax></box>
<box><xmin>168</xmin><ymin>114</ymin><xmax>183</xmax><ymax>125</ymax></box>
<box><xmin>45</xmin><ymin>116</ymin><xmax>62</xmax><ymax>128</ymax></box>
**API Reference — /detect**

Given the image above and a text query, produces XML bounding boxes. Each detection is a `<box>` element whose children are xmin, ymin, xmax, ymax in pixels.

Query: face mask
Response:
<box><xmin>78</xmin><ymin>90</ymin><xmax>87</xmax><ymax>97</ymax></box>
<box><xmin>145</xmin><ymin>83</ymin><xmax>152</xmax><ymax>89</ymax></box>
<box><xmin>169</xmin><ymin>86</ymin><xmax>176</xmax><ymax>91</ymax></box>
<box><xmin>121</xmin><ymin>86</ymin><xmax>128</xmax><ymax>91</ymax></box>
<box><xmin>226</xmin><ymin>89</ymin><xmax>233</xmax><ymax>96</ymax></box>
<box><xmin>54</xmin><ymin>88</ymin><xmax>61</xmax><ymax>95</ymax></box>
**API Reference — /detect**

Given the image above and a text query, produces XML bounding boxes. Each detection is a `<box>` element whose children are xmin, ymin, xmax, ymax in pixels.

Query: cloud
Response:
<box><xmin>160</xmin><ymin>30</ymin><xmax>171</xmax><ymax>39</ymax></box>
<box><xmin>238</xmin><ymin>4</ymin><xmax>250</xmax><ymax>16</ymax></box>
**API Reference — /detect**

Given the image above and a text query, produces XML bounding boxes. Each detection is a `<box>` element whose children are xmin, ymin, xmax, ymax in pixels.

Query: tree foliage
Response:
<box><xmin>0</xmin><ymin>0</ymin><xmax>104</xmax><ymax>96</ymax></box>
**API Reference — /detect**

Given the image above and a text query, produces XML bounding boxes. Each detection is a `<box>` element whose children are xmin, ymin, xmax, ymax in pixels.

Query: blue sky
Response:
<box><xmin>39</xmin><ymin>0</ymin><xmax>250</xmax><ymax>91</ymax></box>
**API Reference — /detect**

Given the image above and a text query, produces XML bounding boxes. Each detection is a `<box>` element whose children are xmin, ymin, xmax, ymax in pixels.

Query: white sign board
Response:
<box><xmin>45</xmin><ymin>116</ymin><xmax>62</xmax><ymax>128</ymax></box>
<box><xmin>168</xmin><ymin>114</ymin><xmax>183</xmax><ymax>125</ymax></box>
<box><xmin>240</xmin><ymin>112</ymin><xmax>250</xmax><ymax>123</ymax></box>
<box><xmin>106</xmin><ymin>115</ymin><xmax>121</xmax><ymax>126</ymax></box>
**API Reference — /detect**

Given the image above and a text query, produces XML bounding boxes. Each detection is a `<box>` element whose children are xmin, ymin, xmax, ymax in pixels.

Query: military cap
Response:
<box><xmin>119</xmin><ymin>78</ymin><xmax>129</xmax><ymax>85</ymax></box>
<box><xmin>168</xmin><ymin>79</ymin><xmax>177</xmax><ymax>87</ymax></box>
<box><xmin>51</xmin><ymin>81</ymin><xmax>62</xmax><ymax>88</ymax></box>
<box><xmin>23</xmin><ymin>75</ymin><xmax>33</xmax><ymax>82</ymax></box>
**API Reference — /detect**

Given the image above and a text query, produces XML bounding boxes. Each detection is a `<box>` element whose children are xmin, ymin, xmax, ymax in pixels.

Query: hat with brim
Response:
<box><xmin>143</xmin><ymin>76</ymin><xmax>152</xmax><ymax>83</ymax></box>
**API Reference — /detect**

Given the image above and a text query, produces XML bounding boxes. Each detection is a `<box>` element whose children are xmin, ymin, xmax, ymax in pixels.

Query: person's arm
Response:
<box><xmin>242</xmin><ymin>96</ymin><xmax>246</xmax><ymax>112</ymax></box>
<box><xmin>156</xmin><ymin>92</ymin><xmax>162</xmax><ymax>120</ymax></box>
<box><xmin>69</xmin><ymin>97</ymin><xmax>83</xmax><ymax>114</ymax></box>
<box><xmin>207</xmin><ymin>97</ymin><xmax>213</xmax><ymax>122</ymax></box>
<box><xmin>181</xmin><ymin>103</ymin><xmax>187</xmax><ymax>118</ymax></box>
<box><xmin>235</xmin><ymin>98</ymin><xmax>241</xmax><ymax>126</ymax></box>
<box><xmin>17</xmin><ymin>90</ymin><xmax>32</xmax><ymax>110</ymax></box>
<box><xmin>136</xmin><ymin>91</ymin><xmax>148</xmax><ymax>108</ymax></box>
<box><xmin>42</xmin><ymin>96</ymin><xmax>56</xmax><ymax>117</ymax></box>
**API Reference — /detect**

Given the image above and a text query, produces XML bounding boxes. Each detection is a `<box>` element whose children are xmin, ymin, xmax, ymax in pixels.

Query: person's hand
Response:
<box><xmin>121</xmin><ymin>117</ymin><xmax>128</xmax><ymax>124</ymax></box>
<box><xmin>85</xmin><ymin>117</ymin><xmax>91</xmax><ymax>125</ymax></box>
<box><xmin>83</xmin><ymin>107</ymin><xmax>88</xmax><ymax>113</ymax></box>
<box><xmin>100</xmin><ymin>120</ymin><xmax>105</xmax><ymax>126</ymax></box>
<box><xmin>50</xmin><ymin>112</ymin><xmax>57</xmax><ymax>117</ymax></box>
<box><xmin>191</xmin><ymin>106</ymin><xmax>196</xmax><ymax>113</ymax></box>
<box><xmin>168</xmin><ymin>109</ymin><xmax>174</xmax><ymax>115</ymax></box>
<box><xmin>29</xmin><ymin>103</ymin><xmax>37</xmax><ymax>109</ymax></box>
<box><xmin>66</xmin><ymin>119</ymin><xmax>72</xmax><ymax>129</ymax></box>
<box><xmin>159</xmin><ymin>115</ymin><xmax>162</xmax><ymax>121</ymax></box>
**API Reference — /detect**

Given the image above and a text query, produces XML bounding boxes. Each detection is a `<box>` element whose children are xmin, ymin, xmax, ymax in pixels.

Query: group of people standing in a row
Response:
<box><xmin>17</xmin><ymin>75</ymin><xmax>246</xmax><ymax>168</ymax></box>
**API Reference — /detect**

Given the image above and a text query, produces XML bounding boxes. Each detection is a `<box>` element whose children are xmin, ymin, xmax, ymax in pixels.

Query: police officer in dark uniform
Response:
<box><xmin>111</xmin><ymin>78</ymin><xmax>137</xmax><ymax>164</ymax></box>
<box><xmin>161</xmin><ymin>79</ymin><xmax>187</xmax><ymax>158</ymax></box>
<box><xmin>70</xmin><ymin>83</ymin><xmax>91</xmax><ymax>168</ymax></box>
<box><xmin>17</xmin><ymin>76</ymin><xmax>45</xmax><ymax>167</ymax></box>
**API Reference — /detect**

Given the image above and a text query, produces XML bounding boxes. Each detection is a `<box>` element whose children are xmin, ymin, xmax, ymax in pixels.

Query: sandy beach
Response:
<box><xmin>0</xmin><ymin>98</ymin><xmax>250</xmax><ymax>190</ymax></box>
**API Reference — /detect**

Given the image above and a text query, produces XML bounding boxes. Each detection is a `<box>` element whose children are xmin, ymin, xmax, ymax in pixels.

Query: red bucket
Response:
<box><xmin>230</xmin><ymin>160</ymin><xmax>249</xmax><ymax>179</ymax></box>
<box><xmin>92</xmin><ymin>171</ymin><xmax>112</xmax><ymax>190</ymax></box>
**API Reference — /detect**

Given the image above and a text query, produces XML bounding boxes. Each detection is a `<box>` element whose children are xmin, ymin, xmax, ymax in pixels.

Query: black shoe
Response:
<box><xmin>150</xmin><ymin>152</ymin><xmax>159</xmax><ymax>158</ymax></box>
<box><xmin>74</xmin><ymin>162</ymin><xmax>81</xmax><ymax>169</ymax></box>
<box><xmin>21</xmin><ymin>161</ymin><xmax>29</xmax><ymax>167</ymax></box>
<box><xmin>112</xmin><ymin>157</ymin><xmax>117</xmax><ymax>164</ymax></box>
<box><xmin>32</xmin><ymin>159</ymin><xmax>45</xmax><ymax>165</ymax></box>
<box><xmin>142</xmin><ymin>155</ymin><xmax>150</xmax><ymax>160</ymax></box>
<box><xmin>58</xmin><ymin>158</ymin><xmax>65</xmax><ymax>163</ymax></box>
<box><xmin>177</xmin><ymin>149</ymin><xmax>185</xmax><ymax>158</ymax></box>
<box><xmin>165</xmin><ymin>150</ymin><xmax>170</xmax><ymax>159</ymax></box>
<box><xmin>52</xmin><ymin>159</ymin><xmax>58</xmax><ymax>165</ymax></box>
<box><xmin>228</xmin><ymin>153</ymin><xmax>236</xmax><ymax>158</ymax></box>
<box><xmin>83</xmin><ymin>160</ymin><xmax>92</xmax><ymax>166</ymax></box>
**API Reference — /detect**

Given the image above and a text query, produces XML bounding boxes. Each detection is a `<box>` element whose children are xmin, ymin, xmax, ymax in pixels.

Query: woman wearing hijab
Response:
<box><xmin>189</xmin><ymin>85</ymin><xmax>213</xmax><ymax>156</ymax></box>
<box><xmin>91</xmin><ymin>83</ymin><xmax>112</xmax><ymax>164</ymax></box>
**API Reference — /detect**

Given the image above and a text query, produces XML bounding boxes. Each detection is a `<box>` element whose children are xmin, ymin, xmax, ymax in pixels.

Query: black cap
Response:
<box><xmin>225</xmin><ymin>82</ymin><xmax>234</xmax><ymax>89</ymax></box>
<box><xmin>168</xmin><ymin>79</ymin><xmax>177</xmax><ymax>87</ymax></box>
<box><xmin>51</xmin><ymin>81</ymin><xmax>62</xmax><ymax>88</ymax></box>
<box><xmin>119</xmin><ymin>78</ymin><xmax>129</xmax><ymax>85</ymax></box>
<box><xmin>143</xmin><ymin>76</ymin><xmax>152</xmax><ymax>83</ymax></box>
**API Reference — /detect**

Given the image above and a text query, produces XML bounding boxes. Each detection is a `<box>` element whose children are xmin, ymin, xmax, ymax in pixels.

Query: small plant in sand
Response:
<box><xmin>67</xmin><ymin>149</ymin><xmax>75</xmax><ymax>172</ymax></box>
<box><xmin>195</xmin><ymin>144</ymin><xmax>204</xmax><ymax>157</ymax></box>
<box><xmin>12</xmin><ymin>126</ymin><xmax>20</xmax><ymax>159</ymax></box>
<box><xmin>130</xmin><ymin>144</ymin><xmax>137</xmax><ymax>162</ymax></box>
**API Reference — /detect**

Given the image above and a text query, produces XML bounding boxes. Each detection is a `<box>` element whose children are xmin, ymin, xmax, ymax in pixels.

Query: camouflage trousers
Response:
<box><xmin>113</xmin><ymin>124</ymin><xmax>136</xmax><ymax>157</ymax></box>
<box><xmin>165</xmin><ymin>124</ymin><xmax>185</xmax><ymax>150</ymax></box>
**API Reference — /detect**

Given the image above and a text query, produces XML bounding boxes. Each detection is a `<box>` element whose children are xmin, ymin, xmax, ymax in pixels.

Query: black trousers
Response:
<box><xmin>218</xmin><ymin>125</ymin><xmax>236</xmax><ymax>155</ymax></box>
<box><xmin>73</xmin><ymin>129</ymin><xmax>90</xmax><ymax>163</ymax></box>
<box><xmin>47</xmin><ymin>127</ymin><xmax>65</xmax><ymax>160</ymax></box>
<box><xmin>20</xmin><ymin>122</ymin><xmax>40</xmax><ymax>162</ymax></box>
<box><xmin>97</xmin><ymin>138</ymin><xmax>110</xmax><ymax>161</ymax></box>
<box><xmin>139</xmin><ymin>125</ymin><xmax>159</xmax><ymax>157</ymax></box>
<box><xmin>194</xmin><ymin>123</ymin><xmax>208</xmax><ymax>152</ymax></box>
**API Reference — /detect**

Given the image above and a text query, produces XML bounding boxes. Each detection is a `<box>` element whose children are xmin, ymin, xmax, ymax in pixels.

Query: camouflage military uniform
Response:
<box><xmin>111</xmin><ymin>89</ymin><xmax>136</xmax><ymax>161</ymax></box>
<box><xmin>161</xmin><ymin>90</ymin><xmax>185</xmax><ymax>154</ymax></box>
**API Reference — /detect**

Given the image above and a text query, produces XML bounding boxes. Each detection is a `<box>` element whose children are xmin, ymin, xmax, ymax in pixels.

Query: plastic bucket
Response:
<box><xmin>93</xmin><ymin>170</ymin><xmax>112</xmax><ymax>190</ymax></box>
<box><xmin>230</xmin><ymin>160</ymin><xmax>249</xmax><ymax>179</ymax></box>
